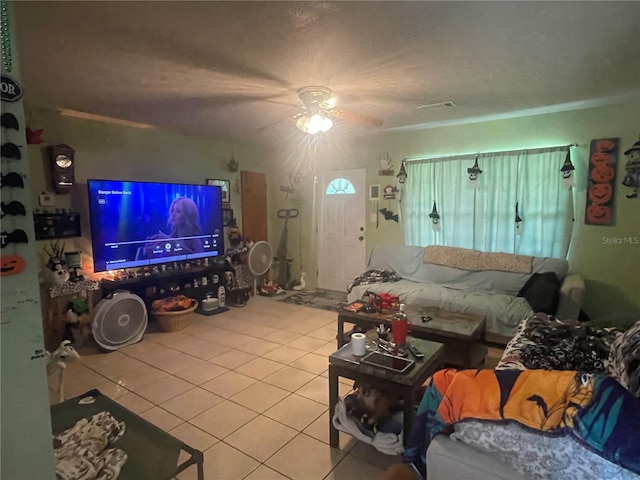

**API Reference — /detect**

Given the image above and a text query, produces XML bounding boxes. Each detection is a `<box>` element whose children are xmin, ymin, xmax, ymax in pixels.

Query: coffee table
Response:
<box><xmin>328</xmin><ymin>336</ymin><xmax>443</xmax><ymax>448</ymax></box>
<box><xmin>338</xmin><ymin>306</ymin><xmax>487</xmax><ymax>368</ymax></box>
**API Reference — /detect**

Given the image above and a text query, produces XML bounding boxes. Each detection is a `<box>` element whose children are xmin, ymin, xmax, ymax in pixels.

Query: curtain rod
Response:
<box><xmin>403</xmin><ymin>143</ymin><xmax>578</xmax><ymax>163</ymax></box>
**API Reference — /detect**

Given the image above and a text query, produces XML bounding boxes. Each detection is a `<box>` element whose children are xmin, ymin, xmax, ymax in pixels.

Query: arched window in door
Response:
<box><xmin>326</xmin><ymin>177</ymin><xmax>356</xmax><ymax>195</ymax></box>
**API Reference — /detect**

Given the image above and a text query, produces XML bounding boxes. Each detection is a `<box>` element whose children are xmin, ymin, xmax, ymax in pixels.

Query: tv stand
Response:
<box><xmin>100</xmin><ymin>263</ymin><xmax>231</xmax><ymax>306</ymax></box>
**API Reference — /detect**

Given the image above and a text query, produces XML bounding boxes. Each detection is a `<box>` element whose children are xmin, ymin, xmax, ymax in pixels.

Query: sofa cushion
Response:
<box><xmin>517</xmin><ymin>271</ymin><xmax>561</xmax><ymax>314</ymax></box>
<box><xmin>451</xmin><ymin>420</ymin><xmax>640</xmax><ymax>480</ymax></box>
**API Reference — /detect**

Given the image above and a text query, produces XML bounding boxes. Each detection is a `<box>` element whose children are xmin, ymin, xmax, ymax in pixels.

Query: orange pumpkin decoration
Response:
<box><xmin>0</xmin><ymin>254</ymin><xmax>26</xmax><ymax>276</ymax></box>
<box><xmin>588</xmin><ymin>183</ymin><xmax>613</xmax><ymax>204</ymax></box>
<box><xmin>590</xmin><ymin>165</ymin><xmax>615</xmax><ymax>183</ymax></box>
<box><xmin>586</xmin><ymin>204</ymin><xmax>612</xmax><ymax>224</ymax></box>
<box><xmin>596</xmin><ymin>139</ymin><xmax>616</xmax><ymax>152</ymax></box>
<box><xmin>590</xmin><ymin>151</ymin><xmax>611</xmax><ymax>166</ymax></box>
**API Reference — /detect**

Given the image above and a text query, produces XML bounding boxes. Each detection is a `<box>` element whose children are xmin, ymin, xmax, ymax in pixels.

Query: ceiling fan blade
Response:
<box><xmin>332</xmin><ymin>108</ymin><xmax>383</xmax><ymax>128</ymax></box>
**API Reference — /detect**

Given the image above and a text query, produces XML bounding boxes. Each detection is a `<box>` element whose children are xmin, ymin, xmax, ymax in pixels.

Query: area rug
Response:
<box><xmin>278</xmin><ymin>289</ymin><xmax>347</xmax><ymax>312</ymax></box>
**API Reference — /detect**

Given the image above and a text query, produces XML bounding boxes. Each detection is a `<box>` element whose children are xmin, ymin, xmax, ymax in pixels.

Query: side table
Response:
<box><xmin>328</xmin><ymin>336</ymin><xmax>443</xmax><ymax>449</ymax></box>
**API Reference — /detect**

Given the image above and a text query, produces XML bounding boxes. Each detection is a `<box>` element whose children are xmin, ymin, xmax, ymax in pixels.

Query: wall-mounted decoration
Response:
<box><xmin>560</xmin><ymin>151</ymin><xmax>575</xmax><ymax>189</ymax></box>
<box><xmin>379</xmin><ymin>208</ymin><xmax>399</xmax><ymax>222</ymax></box>
<box><xmin>0</xmin><ymin>254</ymin><xmax>26</xmax><ymax>276</ymax></box>
<box><xmin>1</xmin><ymin>229</ymin><xmax>29</xmax><ymax>248</ymax></box>
<box><xmin>622</xmin><ymin>139</ymin><xmax>640</xmax><ymax>199</ymax></box>
<box><xmin>1</xmin><ymin>200</ymin><xmax>26</xmax><ymax>217</ymax></box>
<box><xmin>0</xmin><ymin>74</ymin><xmax>22</xmax><ymax>102</ymax></box>
<box><xmin>222</xmin><ymin>208</ymin><xmax>234</xmax><ymax>227</ymax></box>
<box><xmin>1</xmin><ymin>142</ymin><xmax>21</xmax><ymax>160</ymax></box>
<box><xmin>369</xmin><ymin>184</ymin><xmax>380</xmax><ymax>202</ymax></box>
<box><xmin>49</xmin><ymin>144</ymin><xmax>75</xmax><ymax>193</ymax></box>
<box><xmin>1</xmin><ymin>171</ymin><xmax>25</xmax><ymax>188</ymax></box>
<box><xmin>379</xmin><ymin>152</ymin><xmax>394</xmax><ymax>175</ymax></box>
<box><xmin>1</xmin><ymin>112</ymin><xmax>19</xmax><ymax>129</ymax></box>
<box><xmin>467</xmin><ymin>155</ymin><xmax>483</xmax><ymax>188</ymax></box>
<box><xmin>585</xmin><ymin>137</ymin><xmax>618</xmax><ymax>225</ymax></box>
<box><xmin>26</xmin><ymin>126</ymin><xmax>44</xmax><ymax>145</ymax></box>
<box><xmin>515</xmin><ymin>201</ymin><xmax>523</xmax><ymax>234</ymax></box>
<box><xmin>207</xmin><ymin>179</ymin><xmax>230</xmax><ymax>203</ymax></box>
<box><xmin>383</xmin><ymin>184</ymin><xmax>396</xmax><ymax>200</ymax></box>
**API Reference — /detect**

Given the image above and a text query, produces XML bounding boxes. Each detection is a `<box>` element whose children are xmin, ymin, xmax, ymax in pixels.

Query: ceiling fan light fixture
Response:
<box><xmin>296</xmin><ymin>112</ymin><xmax>333</xmax><ymax>134</ymax></box>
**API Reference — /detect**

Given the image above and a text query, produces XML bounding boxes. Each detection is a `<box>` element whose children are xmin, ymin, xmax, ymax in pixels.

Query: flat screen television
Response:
<box><xmin>87</xmin><ymin>179</ymin><xmax>225</xmax><ymax>272</ymax></box>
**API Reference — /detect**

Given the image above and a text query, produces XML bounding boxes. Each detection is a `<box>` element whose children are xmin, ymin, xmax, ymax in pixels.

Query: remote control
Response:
<box><xmin>406</xmin><ymin>343</ymin><xmax>424</xmax><ymax>359</ymax></box>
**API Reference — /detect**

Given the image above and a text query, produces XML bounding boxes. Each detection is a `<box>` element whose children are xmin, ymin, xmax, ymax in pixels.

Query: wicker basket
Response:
<box><xmin>152</xmin><ymin>300</ymin><xmax>198</xmax><ymax>332</ymax></box>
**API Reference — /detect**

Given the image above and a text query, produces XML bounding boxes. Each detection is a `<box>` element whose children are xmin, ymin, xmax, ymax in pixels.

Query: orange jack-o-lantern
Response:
<box><xmin>590</xmin><ymin>165</ymin><xmax>615</xmax><ymax>183</ymax></box>
<box><xmin>590</xmin><ymin>151</ymin><xmax>611</xmax><ymax>166</ymax></box>
<box><xmin>586</xmin><ymin>204</ymin><xmax>612</xmax><ymax>224</ymax></box>
<box><xmin>588</xmin><ymin>183</ymin><xmax>613</xmax><ymax>204</ymax></box>
<box><xmin>596</xmin><ymin>139</ymin><xmax>616</xmax><ymax>152</ymax></box>
<box><xmin>0</xmin><ymin>255</ymin><xmax>26</xmax><ymax>276</ymax></box>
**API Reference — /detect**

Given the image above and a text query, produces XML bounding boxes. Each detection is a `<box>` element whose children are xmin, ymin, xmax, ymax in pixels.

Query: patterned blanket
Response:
<box><xmin>423</xmin><ymin>245</ymin><xmax>533</xmax><ymax>273</ymax></box>
<box><xmin>404</xmin><ymin>369</ymin><xmax>640</xmax><ymax>479</ymax></box>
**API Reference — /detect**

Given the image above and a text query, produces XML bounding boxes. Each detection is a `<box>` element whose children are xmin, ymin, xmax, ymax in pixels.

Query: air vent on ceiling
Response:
<box><xmin>416</xmin><ymin>101</ymin><xmax>456</xmax><ymax>110</ymax></box>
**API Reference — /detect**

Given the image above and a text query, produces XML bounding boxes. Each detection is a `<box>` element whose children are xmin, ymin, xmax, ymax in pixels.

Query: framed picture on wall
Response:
<box><xmin>222</xmin><ymin>209</ymin><xmax>234</xmax><ymax>227</ymax></box>
<box><xmin>206</xmin><ymin>179</ymin><xmax>230</xmax><ymax>203</ymax></box>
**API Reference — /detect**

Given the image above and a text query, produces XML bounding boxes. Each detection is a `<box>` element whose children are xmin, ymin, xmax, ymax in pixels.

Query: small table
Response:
<box><xmin>328</xmin><ymin>336</ymin><xmax>443</xmax><ymax>448</ymax></box>
<box><xmin>338</xmin><ymin>307</ymin><xmax>487</xmax><ymax>368</ymax></box>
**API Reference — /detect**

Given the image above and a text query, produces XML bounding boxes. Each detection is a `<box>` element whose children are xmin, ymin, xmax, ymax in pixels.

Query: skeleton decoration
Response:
<box><xmin>622</xmin><ymin>139</ymin><xmax>640</xmax><ymax>199</ymax></box>
<box><xmin>467</xmin><ymin>155</ymin><xmax>483</xmax><ymax>188</ymax></box>
<box><xmin>560</xmin><ymin>151</ymin><xmax>576</xmax><ymax>189</ymax></box>
<box><xmin>45</xmin><ymin>340</ymin><xmax>80</xmax><ymax>403</ymax></box>
<box><xmin>429</xmin><ymin>201</ymin><xmax>440</xmax><ymax>231</ymax></box>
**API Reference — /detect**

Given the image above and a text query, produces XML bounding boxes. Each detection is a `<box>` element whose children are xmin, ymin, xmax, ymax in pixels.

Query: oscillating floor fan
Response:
<box><xmin>247</xmin><ymin>241</ymin><xmax>273</xmax><ymax>296</ymax></box>
<box><xmin>92</xmin><ymin>290</ymin><xmax>148</xmax><ymax>351</ymax></box>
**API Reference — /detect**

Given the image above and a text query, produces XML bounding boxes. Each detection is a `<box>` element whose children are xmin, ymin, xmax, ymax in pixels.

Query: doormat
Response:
<box><xmin>278</xmin><ymin>289</ymin><xmax>348</xmax><ymax>312</ymax></box>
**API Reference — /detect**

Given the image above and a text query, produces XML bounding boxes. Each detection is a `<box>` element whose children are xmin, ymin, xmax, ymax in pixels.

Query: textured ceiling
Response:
<box><xmin>14</xmin><ymin>1</ymin><xmax>640</xmax><ymax>148</ymax></box>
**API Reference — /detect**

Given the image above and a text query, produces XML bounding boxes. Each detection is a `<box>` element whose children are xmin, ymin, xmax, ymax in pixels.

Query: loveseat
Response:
<box><xmin>347</xmin><ymin>245</ymin><xmax>585</xmax><ymax>344</ymax></box>
<box><xmin>418</xmin><ymin>315</ymin><xmax>640</xmax><ymax>480</ymax></box>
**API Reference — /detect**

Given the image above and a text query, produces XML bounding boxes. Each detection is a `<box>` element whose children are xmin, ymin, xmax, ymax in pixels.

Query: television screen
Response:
<box><xmin>87</xmin><ymin>179</ymin><xmax>225</xmax><ymax>272</ymax></box>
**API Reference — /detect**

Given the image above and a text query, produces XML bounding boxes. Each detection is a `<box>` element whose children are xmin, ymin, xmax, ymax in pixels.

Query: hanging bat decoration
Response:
<box><xmin>560</xmin><ymin>151</ymin><xmax>576</xmax><ymax>189</ymax></box>
<box><xmin>1</xmin><ymin>201</ymin><xmax>27</xmax><ymax>217</ymax></box>
<box><xmin>1</xmin><ymin>113</ymin><xmax>19</xmax><ymax>130</ymax></box>
<box><xmin>1</xmin><ymin>229</ymin><xmax>29</xmax><ymax>248</ymax></box>
<box><xmin>379</xmin><ymin>208</ymin><xmax>399</xmax><ymax>222</ymax></box>
<box><xmin>467</xmin><ymin>155</ymin><xmax>483</xmax><ymax>188</ymax></box>
<box><xmin>1</xmin><ymin>142</ymin><xmax>22</xmax><ymax>160</ymax></box>
<box><xmin>1</xmin><ymin>172</ymin><xmax>25</xmax><ymax>188</ymax></box>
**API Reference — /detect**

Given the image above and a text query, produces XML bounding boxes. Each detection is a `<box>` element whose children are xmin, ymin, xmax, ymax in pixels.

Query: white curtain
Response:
<box><xmin>402</xmin><ymin>147</ymin><xmax>574</xmax><ymax>258</ymax></box>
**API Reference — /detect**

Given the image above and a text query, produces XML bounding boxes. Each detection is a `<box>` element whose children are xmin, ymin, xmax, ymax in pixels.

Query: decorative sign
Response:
<box><xmin>585</xmin><ymin>138</ymin><xmax>618</xmax><ymax>226</ymax></box>
<box><xmin>383</xmin><ymin>184</ymin><xmax>396</xmax><ymax>200</ymax></box>
<box><xmin>0</xmin><ymin>74</ymin><xmax>22</xmax><ymax>102</ymax></box>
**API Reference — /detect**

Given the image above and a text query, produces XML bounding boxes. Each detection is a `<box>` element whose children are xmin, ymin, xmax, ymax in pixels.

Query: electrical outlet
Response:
<box><xmin>39</xmin><ymin>193</ymin><xmax>54</xmax><ymax>207</ymax></box>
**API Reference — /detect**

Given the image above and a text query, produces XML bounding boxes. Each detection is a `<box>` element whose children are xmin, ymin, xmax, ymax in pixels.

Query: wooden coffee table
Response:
<box><xmin>328</xmin><ymin>336</ymin><xmax>443</xmax><ymax>448</ymax></box>
<box><xmin>338</xmin><ymin>306</ymin><xmax>487</xmax><ymax>368</ymax></box>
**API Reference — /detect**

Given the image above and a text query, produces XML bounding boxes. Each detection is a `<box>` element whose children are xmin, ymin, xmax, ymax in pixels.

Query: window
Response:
<box><xmin>326</xmin><ymin>178</ymin><xmax>355</xmax><ymax>195</ymax></box>
<box><xmin>402</xmin><ymin>147</ymin><xmax>574</xmax><ymax>258</ymax></box>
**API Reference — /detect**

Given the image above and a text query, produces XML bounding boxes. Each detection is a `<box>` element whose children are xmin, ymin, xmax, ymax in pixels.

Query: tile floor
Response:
<box><xmin>50</xmin><ymin>296</ymin><xmax>502</xmax><ymax>480</ymax></box>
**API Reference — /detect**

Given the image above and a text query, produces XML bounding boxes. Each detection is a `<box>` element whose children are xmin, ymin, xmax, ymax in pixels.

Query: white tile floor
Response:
<box><xmin>50</xmin><ymin>296</ymin><xmax>406</xmax><ymax>480</ymax></box>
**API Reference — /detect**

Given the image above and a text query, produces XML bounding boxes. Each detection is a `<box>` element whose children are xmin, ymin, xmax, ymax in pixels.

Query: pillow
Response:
<box><xmin>517</xmin><ymin>272</ymin><xmax>561</xmax><ymax>314</ymax></box>
<box><xmin>451</xmin><ymin>420</ymin><xmax>639</xmax><ymax>480</ymax></box>
<box><xmin>610</xmin><ymin>320</ymin><xmax>640</xmax><ymax>398</ymax></box>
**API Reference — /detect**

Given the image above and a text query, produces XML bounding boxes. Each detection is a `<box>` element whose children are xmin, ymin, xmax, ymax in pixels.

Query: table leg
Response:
<box><xmin>337</xmin><ymin>317</ymin><xmax>345</xmax><ymax>348</ymax></box>
<box><xmin>328</xmin><ymin>364</ymin><xmax>339</xmax><ymax>448</ymax></box>
<box><xmin>402</xmin><ymin>386</ymin><xmax>415</xmax><ymax>447</ymax></box>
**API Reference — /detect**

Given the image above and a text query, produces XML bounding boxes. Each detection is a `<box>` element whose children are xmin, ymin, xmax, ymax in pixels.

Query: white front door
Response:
<box><xmin>317</xmin><ymin>168</ymin><xmax>367</xmax><ymax>291</ymax></box>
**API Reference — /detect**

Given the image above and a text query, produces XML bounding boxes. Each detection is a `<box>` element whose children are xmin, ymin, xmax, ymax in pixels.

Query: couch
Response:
<box><xmin>347</xmin><ymin>245</ymin><xmax>585</xmax><ymax>344</ymax></box>
<box><xmin>420</xmin><ymin>315</ymin><xmax>640</xmax><ymax>480</ymax></box>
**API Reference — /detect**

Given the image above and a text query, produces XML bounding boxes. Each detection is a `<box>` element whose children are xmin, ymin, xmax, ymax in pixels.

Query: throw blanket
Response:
<box><xmin>423</xmin><ymin>245</ymin><xmax>532</xmax><ymax>273</ymax></box>
<box><xmin>404</xmin><ymin>369</ymin><xmax>640</xmax><ymax>479</ymax></box>
<box><xmin>54</xmin><ymin>411</ymin><xmax>127</xmax><ymax>480</ymax></box>
<box><xmin>346</xmin><ymin>269</ymin><xmax>401</xmax><ymax>293</ymax></box>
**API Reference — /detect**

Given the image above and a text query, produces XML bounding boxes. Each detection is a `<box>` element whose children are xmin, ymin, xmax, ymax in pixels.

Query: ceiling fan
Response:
<box><xmin>294</xmin><ymin>86</ymin><xmax>383</xmax><ymax>134</ymax></box>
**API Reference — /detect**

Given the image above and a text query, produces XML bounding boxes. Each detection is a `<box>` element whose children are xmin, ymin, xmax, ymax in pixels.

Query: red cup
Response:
<box><xmin>392</xmin><ymin>318</ymin><xmax>411</xmax><ymax>346</ymax></box>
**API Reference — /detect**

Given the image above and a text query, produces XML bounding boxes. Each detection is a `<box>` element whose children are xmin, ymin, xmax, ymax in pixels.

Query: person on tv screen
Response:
<box><xmin>143</xmin><ymin>196</ymin><xmax>204</xmax><ymax>257</ymax></box>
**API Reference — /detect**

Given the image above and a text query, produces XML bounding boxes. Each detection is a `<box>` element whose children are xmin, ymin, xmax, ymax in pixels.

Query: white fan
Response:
<box><xmin>92</xmin><ymin>290</ymin><xmax>148</xmax><ymax>351</ymax></box>
<box><xmin>247</xmin><ymin>241</ymin><xmax>274</xmax><ymax>296</ymax></box>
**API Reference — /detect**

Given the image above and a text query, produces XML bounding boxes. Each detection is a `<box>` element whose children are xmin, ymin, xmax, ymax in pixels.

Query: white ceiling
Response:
<box><xmin>14</xmin><ymin>1</ymin><xmax>640</xmax><ymax>148</ymax></box>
